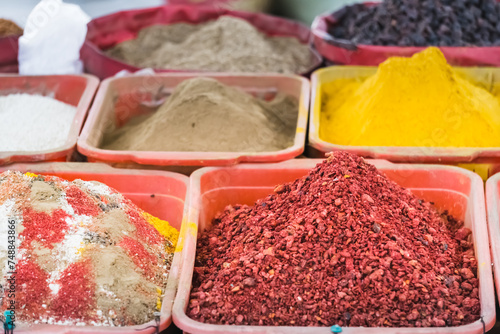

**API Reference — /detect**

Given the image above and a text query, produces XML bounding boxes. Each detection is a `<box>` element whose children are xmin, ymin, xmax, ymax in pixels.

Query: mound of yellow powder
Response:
<box><xmin>320</xmin><ymin>47</ymin><xmax>500</xmax><ymax>148</ymax></box>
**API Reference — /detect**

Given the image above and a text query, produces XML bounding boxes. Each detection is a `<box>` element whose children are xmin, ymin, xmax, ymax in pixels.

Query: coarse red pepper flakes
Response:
<box><xmin>188</xmin><ymin>152</ymin><xmax>480</xmax><ymax>327</ymax></box>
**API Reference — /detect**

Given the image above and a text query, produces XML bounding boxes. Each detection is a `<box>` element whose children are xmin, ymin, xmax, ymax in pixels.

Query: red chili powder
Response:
<box><xmin>119</xmin><ymin>236</ymin><xmax>158</xmax><ymax>279</ymax></box>
<box><xmin>126</xmin><ymin>205</ymin><xmax>163</xmax><ymax>246</ymax></box>
<box><xmin>51</xmin><ymin>259</ymin><xmax>96</xmax><ymax>321</ymax></box>
<box><xmin>65</xmin><ymin>185</ymin><xmax>101</xmax><ymax>216</ymax></box>
<box><xmin>188</xmin><ymin>152</ymin><xmax>480</xmax><ymax>327</ymax></box>
<box><xmin>14</xmin><ymin>259</ymin><xmax>50</xmax><ymax>319</ymax></box>
<box><xmin>21</xmin><ymin>208</ymin><xmax>69</xmax><ymax>248</ymax></box>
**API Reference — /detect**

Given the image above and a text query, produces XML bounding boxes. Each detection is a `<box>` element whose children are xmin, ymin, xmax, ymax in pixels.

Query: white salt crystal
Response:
<box><xmin>0</xmin><ymin>93</ymin><xmax>77</xmax><ymax>151</ymax></box>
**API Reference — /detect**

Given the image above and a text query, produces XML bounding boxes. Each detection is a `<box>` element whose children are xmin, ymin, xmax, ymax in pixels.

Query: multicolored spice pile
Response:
<box><xmin>0</xmin><ymin>171</ymin><xmax>179</xmax><ymax>326</ymax></box>
<box><xmin>188</xmin><ymin>152</ymin><xmax>479</xmax><ymax>327</ymax></box>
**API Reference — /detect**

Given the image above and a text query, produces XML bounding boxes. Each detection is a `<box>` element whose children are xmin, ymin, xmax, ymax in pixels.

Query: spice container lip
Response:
<box><xmin>485</xmin><ymin>172</ymin><xmax>500</xmax><ymax>313</ymax></box>
<box><xmin>312</xmin><ymin>1</ymin><xmax>500</xmax><ymax>66</ymax></box>
<box><xmin>0</xmin><ymin>74</ymin><xmax>99</xmax><ymax>165</ymax></box>
<box><xmin>172</xmin><ymin>158</ymin><xmax>495</xmax><ymax>333</ymax></box>
<box><xmin>308</xmin><ymin>65</ymin><xmax>500</xmax><ymax>164</ymax></box>
<box><xmin>81</xmin><ymin>4</ymin><xmax>323</xmax><ymax>80</ymax></box>
<box><xmin>77</xmin><ymin>72</ymin><xmax>310</xmax><ymax>167</ymax></box>
<box><xmin>0</xmin><ymin>161</ymin><xmax>189</xmax><ymax>333</ymax></box>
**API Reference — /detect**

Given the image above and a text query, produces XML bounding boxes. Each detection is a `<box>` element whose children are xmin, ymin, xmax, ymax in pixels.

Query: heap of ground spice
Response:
<box><xmin>101</xmin><ymin>77</ymin><xmax>298</xmax><ymax>152</ymax></box>
<box><xmin>0</xmin><ymin>19</ymin><xmax>22</xmax><ymax>37</ymax></box>
<box><xmin>320</xmin><ymin>47</ymin><xmax>500</xmax><ymax>148</ymax></box>
<box><xmin>107</xmin><ymin>16</ymin><xmax>313</xmax><ymax>74</ymax></box>
<box><xmin>188</xmin><ymin>151</ymin><xmax>480</xmax><ymax>327</ymax></box>
<box><xmin>0</xmin><ymin>172</ymin><xmax>179</xmax><ymax>326</ymax></box>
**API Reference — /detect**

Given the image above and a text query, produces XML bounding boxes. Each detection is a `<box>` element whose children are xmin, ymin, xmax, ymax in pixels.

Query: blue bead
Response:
<box><xmin>4</xmin><ymin>310</ymin><xmax>14</xmax><ymax>329</ymax></box>
<box><xmin>331</xmin><ymin>324</ymin><xmax>342</xmax><ymax>333</ymax></box>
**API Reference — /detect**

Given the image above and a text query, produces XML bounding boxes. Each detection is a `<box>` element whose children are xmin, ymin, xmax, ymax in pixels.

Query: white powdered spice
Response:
<box><xmin>0</xmin><ymin>94</ymin><xmax>77</xmax><ymax>152</ymax></box>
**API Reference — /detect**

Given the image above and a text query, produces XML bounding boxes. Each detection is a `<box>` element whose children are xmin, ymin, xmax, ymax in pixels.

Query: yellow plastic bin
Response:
<box><xmin>308</xmin><ymin>66</ymin><xmax>500</xmax><ymax>179</ymax></box>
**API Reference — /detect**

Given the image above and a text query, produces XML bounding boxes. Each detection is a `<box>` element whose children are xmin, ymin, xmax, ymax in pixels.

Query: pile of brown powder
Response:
<box><xmin>101</xmin><ymin>77</ymin><xmax>298</xmax><ymax>152</ymax></box>
<box><xmin>107</xmin><ymin>16</ymin><xmax>313</xmax><ymax>74</ymax></box>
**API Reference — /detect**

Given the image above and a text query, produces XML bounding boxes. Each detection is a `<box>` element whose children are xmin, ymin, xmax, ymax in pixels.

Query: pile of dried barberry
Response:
<box><xmin>328</xmin><ymin>0</ymin><xmax>500</xmax><ymax>46</ymax></box>
<box><xmin>187</xmin><ymin>151</ymin><xmax>480</xmax><ymax>327</ymax></box>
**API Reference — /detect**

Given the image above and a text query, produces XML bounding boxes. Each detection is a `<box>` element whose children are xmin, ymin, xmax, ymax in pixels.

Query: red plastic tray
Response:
<box><xmin>0</xmin><ymin>36</ymin><xmax>19</xmax><ymax>73</ymax></box>
<box><xmin>485</xmin><ymin>172</ymin><xmax>500</xmax><ymax>315</ymax></box>
<box><xmin>81</xmin><ymin>5</ymin><xmax>322</xmax><ymax>79</ymax></box>
<box><xmin>173</xmin><ymin>159</ymin><xmax>495</xmax><ymax>333</ymax></box>
<box><xmin>0</xmin><ymin>162</ymin><xmax>189</xmax><ymax>333</ymax></box>
<box><xmin>0</xmin><ymin>74</ymin><xmax>99</xmax><ymax>165</ymax></box>
<box><xmin>312</xmin><ymin>2</ymin><xmax>500</xmax><ymax>66</ymax></box>
<box><xmin>77</xmin><ymin>73</ymin><xmax>310</xmax><ymax>169</ymax></box>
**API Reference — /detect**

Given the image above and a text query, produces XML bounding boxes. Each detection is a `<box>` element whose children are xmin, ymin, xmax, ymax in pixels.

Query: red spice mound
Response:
<box><xmin>188</xmin><ymin>152</ymin><xmax>480</xmax><ymax>327</ymax></box>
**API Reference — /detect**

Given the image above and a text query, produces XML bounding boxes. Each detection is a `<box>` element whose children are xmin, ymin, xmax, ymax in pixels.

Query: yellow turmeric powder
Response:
<box><xmin>320</xmin><ymin>47</ymin><xmax>500</xmax><ymax>148</ymax></box>
<box><xmin>143</xmin><ymin>212</ymin><xmax>179</xmax><ymax>252</ymax></box>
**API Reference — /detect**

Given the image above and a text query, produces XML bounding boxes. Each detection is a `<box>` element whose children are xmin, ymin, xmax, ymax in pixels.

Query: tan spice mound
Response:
<box><xmin>107</xmin><ymin>16</ymin><xmax>313</xmax><ymax>74</ymax></box>
<box><xmin>102</xmin><ymin>77</ymin><xmax>298</xmax><ymax>152</ymax></box>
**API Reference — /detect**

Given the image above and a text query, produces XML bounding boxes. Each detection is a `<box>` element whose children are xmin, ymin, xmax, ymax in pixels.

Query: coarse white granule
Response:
<box><xmin>0</xmin><ymin>93</ymin><xmax>77</xmax><ymax>152</ymax></box>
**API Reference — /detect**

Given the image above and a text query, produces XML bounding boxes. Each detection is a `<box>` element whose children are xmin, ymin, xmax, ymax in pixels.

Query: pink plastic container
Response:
<box><xmin>0</xmin><ymin>74</ymin><xmax>99</xmax><ymax>165</ymax></box>
<box><xmin>77</xmin><ymin>73</ymin><xmax>310</xmax><ymax>171</ymax></box>
<box><xmin>485</xmin><ymin>172</ymin><xmax>500</xmax><ymax>313</ymax></box>
<box><xmin>173</xmin><ymin>159</ymin><xmax>495</xmax><ymax>333</ymax></box>
<box><xmin>0</xmin><ymin>162</ymin><xmax>189</xmax><ymax>333</ymax></box>
<box><xmin>0</xmin><ymin>36</ymin><xmax>19</xmax><ymax>73</ymax></box>
<box><xmin>312</xmin><ymin>2</ymin><xmax>500</xmax><ymax>66</ymax></box>
<box><xmin>81</xmin><ymin>5</ymin><xmax>322</xmax><ymax>79</ymax></box>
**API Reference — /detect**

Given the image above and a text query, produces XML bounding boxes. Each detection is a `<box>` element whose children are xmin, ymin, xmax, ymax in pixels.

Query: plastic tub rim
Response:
<box><xmin>485</xmin><ymin>172</ymin><xmax>500</xmax><ymax>316</ymax></box>
<box><xmin>0</xmin><ymin>162</ymin><xmax>189</xmax><ymax>334</ymax></box>
<box><xmin>77</xmin><ymin>72</ymin><xmax>310</xmax><ymax>167</ymax></box>
<box><xmin>0</xmin><ymin>74</ymin><xmax>100</xmax><ymax>164</ymax></box>
<box><xmin>173</xmin><ymin>159</ymin><xmax>495</xmax><ymax>333</ymax></box>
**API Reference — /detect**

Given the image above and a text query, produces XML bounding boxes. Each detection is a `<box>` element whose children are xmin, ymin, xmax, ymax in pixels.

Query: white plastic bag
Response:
<box><xmin>18</xmin><ymin>0</ymin><xmax>90</xmax><ymax>75</ymax></box>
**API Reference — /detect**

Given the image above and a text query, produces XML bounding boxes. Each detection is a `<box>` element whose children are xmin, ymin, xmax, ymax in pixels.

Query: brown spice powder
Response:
<box><xmin>107</xmin><ymin>16</ymin><xmax>313</xmax><ymax>74</ymax></box>
<box><xmin>102</xmin><ymin>77</ymin><xmax>298</xmax><ymax>152</ymax></box>
<box><xmin>0</xmin><ymin>19</ymin><xmax>22</xmax><ymax>37</ymax></box>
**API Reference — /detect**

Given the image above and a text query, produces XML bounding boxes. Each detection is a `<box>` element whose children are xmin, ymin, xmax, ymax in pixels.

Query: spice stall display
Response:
<box><xmin>0</xmin><ymin>75</ymin><xmax>99</xmax><ymax>165</ymax></box>
<box><xmin>0</xmin><ymin>162</ymin><xmax>189</xmax><ymax>332</ymax></box>
<box><xmin>308</xmin><ymin>47</ymin><xmax>500</xmax><ymax>171</ymax></box>
<box><xmin>173</xmin><ymin>152</ymin><xmax>495</xmax><ymax>332</ymax></box>
<box><xmin>77</xmin><ymin>73</ymin><xmax>309</xmax><ymax>170</ymax></box>
<box><xmin>81</xmin><ymin>5</ymin><xmax>322</xmax><ymax>79</ymax></box>
<box><xmin>312</xmin><ymin>0</ymin><xmax>500</xmax><ymax>66</ymax></box>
